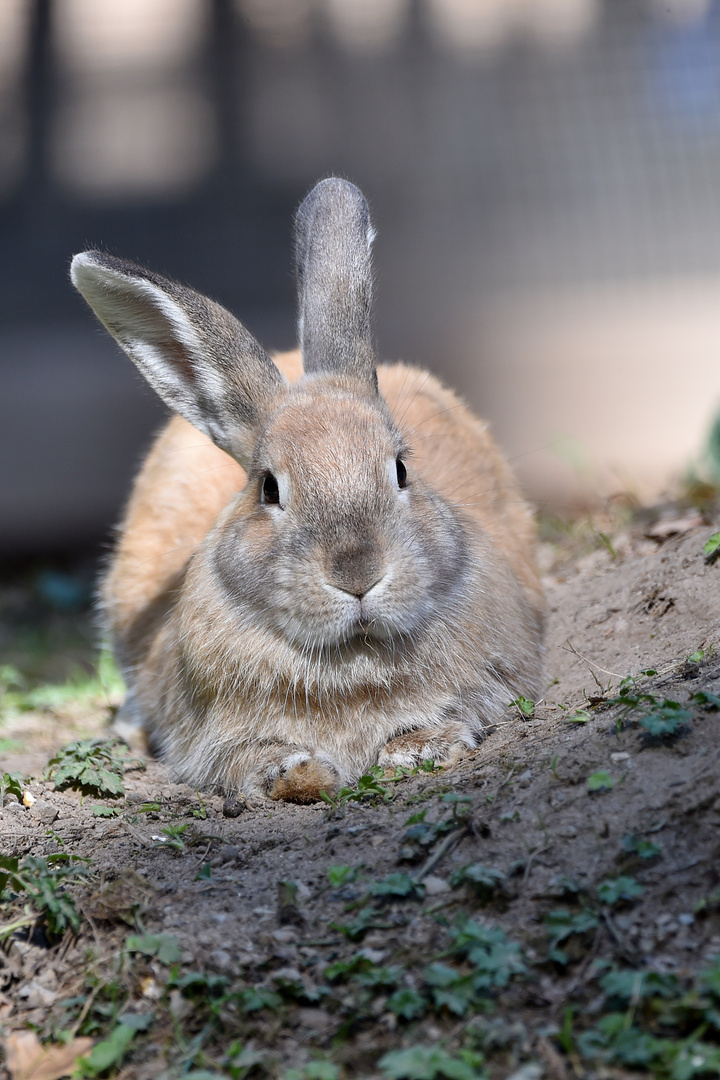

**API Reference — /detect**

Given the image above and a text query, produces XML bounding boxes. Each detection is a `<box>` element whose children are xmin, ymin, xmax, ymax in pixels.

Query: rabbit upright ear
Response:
<box><xmin>71</xmin><ymin>252</ymin><xmax>284</xmax><ymax>466</ymax></box>
<box><xmin>295</xmin><ymin>178</ymin><xmax>376</xmax><ymax>386</ymax></box>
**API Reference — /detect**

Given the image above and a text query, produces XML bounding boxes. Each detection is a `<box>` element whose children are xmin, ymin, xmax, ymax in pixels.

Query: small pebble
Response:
<box><xmin>222</xmin><ymin>794</ymin><xmax>247</xmax><ymax>817</ymax></box>
<box><xmin>212</xmin><ymin>844</ymin><xmax>240</xmax><ymax>865</ymax></box>
<box><xmin>169</xmin><ymin>989</ymin><xmax>192</xmax><ymax>1021</ymax></box>
<box><xmin>297</xmin><ymin>1008</ymin><xmax>332</xmax><ymax>1029</ymax></box>
<box><xmin>140</xmin><ymin>976</ymin><xmax>162</xmax><ymax>1000</ymax></box>
<box><xmin>30</xmin><ymin>801</ymin><xmax>59</xmax><ymax>825</ymax></box>
<box><xmin>359</xmin><ymin>947</ymin><xmax>386</xmax><ymax>963</ymax></box>
<box><xmin>208</xmin><ymin>949</ymin><xmax>233</xmax><ymax>972</ymax></box>
<box><xmin>18</xmin><ymin>981</ymin><xmax>59</xmax><ymax>1008</ymax></box>
<box><xmin>273</xmin><ymin>966</ymin><xmax>302</xmax><ymax>983</ymax></box>
<box><xmin>271</xmin><ymin>927</ymin><xmax>297</xmax><ymax>945</ymax></box>
<box><xmin>423</xmin><ymin>875</ymin><xmax>451</xmax><ymax>895</ymax></box>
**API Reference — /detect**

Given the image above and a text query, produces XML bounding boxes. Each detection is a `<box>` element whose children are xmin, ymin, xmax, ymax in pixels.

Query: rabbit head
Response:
<box><xmin>71</xmin><ymin>178</ymin><xmax>544</xmax><ymax>800</ymax></box>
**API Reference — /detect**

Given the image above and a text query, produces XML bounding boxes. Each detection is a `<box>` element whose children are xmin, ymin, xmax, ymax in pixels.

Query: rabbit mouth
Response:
<box><xmin>275</xmin><ymin>601</ymin><xmax>410</xmax><ymax>652</ymax></box>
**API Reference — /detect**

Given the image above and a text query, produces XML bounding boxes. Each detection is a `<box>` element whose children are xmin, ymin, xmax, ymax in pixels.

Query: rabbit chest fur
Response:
<box><xmin>72</xmin><ymin>178</ymin><xmax>545</xmax><ymax>802</ymax></box>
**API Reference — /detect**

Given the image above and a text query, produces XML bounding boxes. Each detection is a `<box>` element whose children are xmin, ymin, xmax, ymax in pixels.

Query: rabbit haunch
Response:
<box><xmin>71</xmin><ymin>178</ymin><xmax>544</xmax><ymax>803</ymax></box>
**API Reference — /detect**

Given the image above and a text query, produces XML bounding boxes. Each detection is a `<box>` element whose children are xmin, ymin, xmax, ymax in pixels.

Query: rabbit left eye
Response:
<box><xmin>262</xmin><ymin>472</ymin><xmax>280</xmax><ymax>504</ymax></box>
<box><xmin>396</xmin><ymin>457</ymin><xmax>408</xmax><ymax>489</ymax></box>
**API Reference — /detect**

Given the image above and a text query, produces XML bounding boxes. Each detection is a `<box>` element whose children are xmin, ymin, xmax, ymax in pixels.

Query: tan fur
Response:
<box><xmin>73</xmin><ymin>181</ymin><xmax>544</xmax><ymax>802</ymax></box>
<box><xmin>104</xmin><ymin>353</ymin><xmax>541</xmax><ymax>649</ymax></box>
<box><xmin>101</xmin><ymin>350</ymin><xmax>544</xmax><ymax>800</ymax></box>
<box><xmin>269</xmin><ymin>756</ymin><xmax>339</xmax><ymax>804</ymax></box>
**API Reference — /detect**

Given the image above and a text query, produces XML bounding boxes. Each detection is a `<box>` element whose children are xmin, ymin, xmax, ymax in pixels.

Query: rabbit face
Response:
<box><xmin>211</xmin><ymin>382</ymin><xmax>468</xmax><ymax>651</ymax></box>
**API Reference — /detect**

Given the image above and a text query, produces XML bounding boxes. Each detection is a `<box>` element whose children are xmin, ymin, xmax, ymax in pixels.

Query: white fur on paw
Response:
<box><xmin>267</xmin><ymin>751</ymin><xmax>313</xmax><ymax>782</ymax></box>
<box><xmin>377</xmin><ymin>748</ymin><xmax>417</xmax><ymax>768</ymax></box>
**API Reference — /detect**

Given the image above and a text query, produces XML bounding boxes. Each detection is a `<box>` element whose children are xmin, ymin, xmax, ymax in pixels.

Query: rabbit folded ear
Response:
<box><xmin>70</xmin><ymin>251</ymin><xmax>284</xmax><ymax>466</ymax></box>
<box><xmin>295</xmin><ymin>177</ymin><xmax>377</xmax><ymax>387</ymax></box>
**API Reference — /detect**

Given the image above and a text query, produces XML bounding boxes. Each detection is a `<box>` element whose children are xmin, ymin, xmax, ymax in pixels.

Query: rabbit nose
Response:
<box><xmin>328</xmin><ymin>545</ymin><xmax>384</xmax><ymax>599</ymax></box>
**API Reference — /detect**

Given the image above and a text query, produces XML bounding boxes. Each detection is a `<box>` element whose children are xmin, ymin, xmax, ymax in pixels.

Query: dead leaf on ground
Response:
<box><xmin>645</xmin><ymin>513</ymin><xmax>704</xmax><ymax>540</ymax></box>
<box><xmin>3</xmin><ymin>1030</ymin><xmax>93</xmax><ymax>1080</ymax></box>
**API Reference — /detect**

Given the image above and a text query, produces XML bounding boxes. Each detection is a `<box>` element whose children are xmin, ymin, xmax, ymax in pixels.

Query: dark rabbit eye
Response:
<box><xmin>396</xmin><ymin>457</ymin><xmax>408</xmax><ymax>489</ymax></box>
<box><xmin>262</xmin><ymin>472</ymin><xmax>280</xmax><ymax>505</ymax></box>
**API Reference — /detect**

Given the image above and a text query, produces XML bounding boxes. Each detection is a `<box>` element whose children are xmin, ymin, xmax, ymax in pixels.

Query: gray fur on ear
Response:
<box><xmin>70</xmin><ymin>251</ymin><xmax>284</xmax><ymax>467</ymax></box>
<box><xmin>295</xmin><ymin>177</ymin><xmax>376</xmax><ymax>386</ymax></box>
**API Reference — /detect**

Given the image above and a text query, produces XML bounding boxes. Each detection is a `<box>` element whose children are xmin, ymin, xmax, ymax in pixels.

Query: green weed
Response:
<box><xmin>621</xmin><ymin>833</ymin><xmax>663</xmax><ymax>860</ymax></box>
<box><xmin>608</xmin><ymin>689</ymin><xmax>692</xmax><ymax>741</ymax></box>
<box><xmin>125</xmin><ymin>933</ymin><xmax>183</xmax><ymax>964</ymax></box>
<box><xmin>75</xmin><ymin>1014</ymin><xmax>153</xmax><ymax>1077</ymax></box>
<box><xmin>587</xmin><ymin>770</ymin><xmax>615</xmax><ymax>792</ymax></box>
<box><xmin>378</xmin><ymin>1044</ymin><xmax>485</xmax><ymax>1079</ymax></box>
<box><xmin>320</xmin><ymin>766</ymin><xmax>393</xmax><ymax>809</ymax></box>
<box><xmin>0</xmin><ymin>853</ymin><xmax>88</xmax><ymax>940</ymax></box>
<box><xmin>510</xmin><ymin>696</ymin><xmax>535</xmax><ymax>718</ymax></box>
<box><xmin>704</xmin><ymin>531</ymin><xmax>720</xmax><ymax>563</ymax></box>
<box><xmin>545</xmin><ymin>908</ymin><xmax>599</xmax><ymax>965</ymax></box>
<box><xmin>0</xmin><ymin>771</ymin><xmax>24</xmax><ymax>803</ymax></box>
<box><xmin>597</xmin><ymin>875</ymin><xmax>644</xmax><ymax>906</ymax></box>
<box><xmin>326</xmin><ymin>864</ymin><xmax>362</xmax><ymax>888</ymax></box>
<box><xmin>450</xmin><ymin>864</ymin><xmax>508</xmax><ymax>905</ymax></box>
<box><xmin>157</xmin><ymin>823</ymin><xmax>191</xmax><ymax>852</ymax></box>
<box><xmin>44</xmin><ymin>737</ymin><xmax>142</xmax><ymax>797</ymax></box>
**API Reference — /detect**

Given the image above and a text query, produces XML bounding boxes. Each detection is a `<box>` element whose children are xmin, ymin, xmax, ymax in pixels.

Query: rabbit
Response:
<box><xmin>70</xmin><ymin>177</ymin><xmax>545</xmax><ymax>803</ymax></box>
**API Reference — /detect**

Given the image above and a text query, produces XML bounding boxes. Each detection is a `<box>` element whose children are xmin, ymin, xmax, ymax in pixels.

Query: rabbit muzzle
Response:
<box><xmin>326</xmin><ymin>543</ymin><xmax>384</xmax><ymax>599</ymax></box>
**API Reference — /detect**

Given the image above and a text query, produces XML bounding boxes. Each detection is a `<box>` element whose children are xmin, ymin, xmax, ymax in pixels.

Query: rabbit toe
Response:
<box><xmin>379</xmin><ymin>722</ymin><xmax>479</xmax><ymax>769</ymax></box>
<box><xmin>269</xmin><ymin>754</ymin><xmax>341</xmax><ymax>804</ymax></box>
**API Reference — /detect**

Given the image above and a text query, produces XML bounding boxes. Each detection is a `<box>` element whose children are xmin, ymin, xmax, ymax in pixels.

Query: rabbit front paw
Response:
<box><xmin>268</xmin><ymin>751</ymin><xmax>342</xmax><ymax>804</ymax></box>
<box><xmin>378</xmin><ymin>722</ymin><xmax>478</xmax><ymax>770</ymax></box>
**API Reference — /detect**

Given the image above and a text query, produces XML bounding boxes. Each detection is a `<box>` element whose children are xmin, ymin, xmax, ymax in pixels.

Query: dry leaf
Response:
<box><xmin>645</xmin><ymin>513</ymin><xmax>704</xmax><ymax>540</ymax></box>
<box><xmin>3</xmin><ymin>1030</ymin><xmax>93</xmax><ymax>1080</ymax></box>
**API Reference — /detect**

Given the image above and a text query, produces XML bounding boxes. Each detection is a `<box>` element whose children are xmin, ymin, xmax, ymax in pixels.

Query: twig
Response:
<box><xmin>560</xmin><ymin>924</ymin><xmax>602</xmax><ymax>1001</ymax></box>
<box><xmin>562</xmin><ymin>640</ymin><xmax>623</xmax><ymax>681</ymax></box>
<box><xmin>496</xmin><ymin>766</ymin><xmax>517</xmax><ymax>793</ymax></box>
<box><xmin>120</xmin><ymin>821</ymin><xmax>152</xmax><ymax>847</ymax></box>
<box><xmin>600</xmin><ymin>908</ymin><xmax>639</xmax><ymax>963</ymax></box>
<box><xmin>522</xmin><ymin>843</ymin><xmax>550</xmax><ymax>885</ymax></box>
<box><xmin>195</xmin><ymin>841</ymin><xmax>213</xmax><ymax>869</ymax></box>
<box><xmin>416</xmin><ymin>827</ymin><xmax>467</xmax><ymax>881</ymax></box>
<box><xmin>535</xmin><ymin>1035</ymin><xmax>574</xmax><ymax>1080</ymax></box>
<box><xmin>0</xmin><ymin>912</ymin><xmax>37</xmax><ymax>942</ymax></box>
<box><xmin>69</xmin><ymin>980</ymin><xmax>102</xmax><ymax>1038</ymax></box>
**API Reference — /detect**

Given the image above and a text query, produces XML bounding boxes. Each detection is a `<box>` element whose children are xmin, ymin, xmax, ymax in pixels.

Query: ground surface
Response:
<box><xmin>1</xmin><ymin>511</ymin><xmax>720</xmax><ymax>1080</ymax></box>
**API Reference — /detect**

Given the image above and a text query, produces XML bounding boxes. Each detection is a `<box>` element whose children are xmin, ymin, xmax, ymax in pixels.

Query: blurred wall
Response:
<box><xmin>2</xmin><ymin>0</ymin><xmax>720</xmax><ymax>553</ymax></box>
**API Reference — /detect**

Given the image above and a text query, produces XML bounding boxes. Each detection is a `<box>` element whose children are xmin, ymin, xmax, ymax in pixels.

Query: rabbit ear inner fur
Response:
<box><xmin>295</xmin><ymin>177</ymin><xmax>376</xmax><ymax>388</ymax></box>
<box><xmin>70</xmin><ymin>251</ymin><xmax>284</xmax><ymax>467</ymax></box>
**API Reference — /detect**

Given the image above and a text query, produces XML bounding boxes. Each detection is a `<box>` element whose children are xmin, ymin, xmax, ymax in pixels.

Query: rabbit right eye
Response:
<box><xmin>262</xmin><ymin>472</ymin><xmax>280</xmax><ymax>505</ymax></box>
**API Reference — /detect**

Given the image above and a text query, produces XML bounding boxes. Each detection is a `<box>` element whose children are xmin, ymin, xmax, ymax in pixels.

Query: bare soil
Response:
<box><xmin>1</xmin><ymin>515</ymin><xmax>720</xmax><ymax>1079</ymax></box>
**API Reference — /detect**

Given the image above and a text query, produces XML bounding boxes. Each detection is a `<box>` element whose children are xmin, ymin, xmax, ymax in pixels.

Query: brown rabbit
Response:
<box><xmin>71</xmin><ymin>178</ymin><xmax>544</xmax><ymax>802</ymax></box>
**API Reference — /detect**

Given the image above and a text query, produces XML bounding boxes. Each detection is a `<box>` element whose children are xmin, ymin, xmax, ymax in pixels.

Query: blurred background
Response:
<box><xmin>3</xmin><ymin>0</ymin><xmax>720</xmax><ymax>560</ymax></box>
